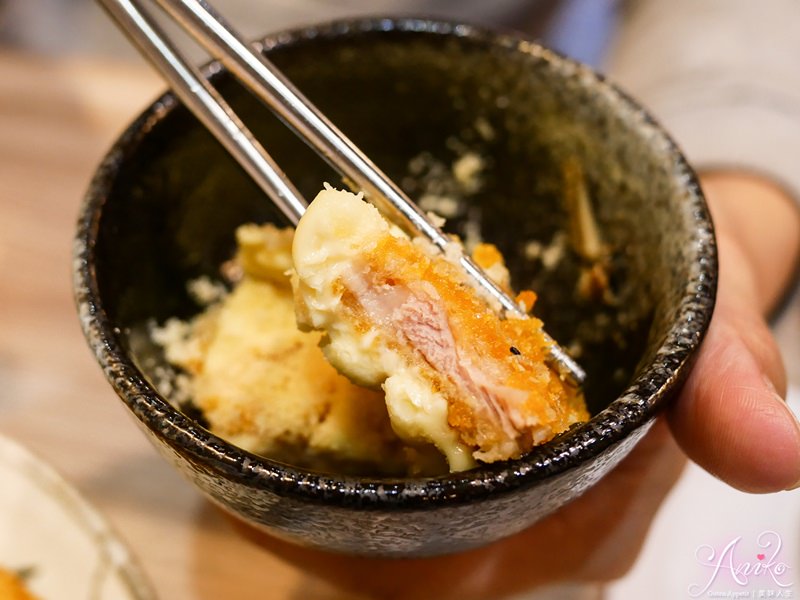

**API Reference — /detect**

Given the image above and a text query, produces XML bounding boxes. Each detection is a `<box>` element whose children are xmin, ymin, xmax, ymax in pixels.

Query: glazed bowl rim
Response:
<box><xmin>74</xmin><ymin>16</ymin><xmax>717</xmax><ymax>510</ymax></box>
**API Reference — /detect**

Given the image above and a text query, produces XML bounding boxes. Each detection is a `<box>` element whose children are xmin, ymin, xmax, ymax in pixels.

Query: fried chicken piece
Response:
<box><xmin>291</xmin><ymin>187</ymin><xmax>588</xmax><ymax>471</ymax></box>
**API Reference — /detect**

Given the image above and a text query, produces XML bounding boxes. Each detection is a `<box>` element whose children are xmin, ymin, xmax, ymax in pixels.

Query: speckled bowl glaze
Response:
<box><xmin>74</xmin><ymin>18</ymin><xmax>716</xmax><ymax>557</ymax></box>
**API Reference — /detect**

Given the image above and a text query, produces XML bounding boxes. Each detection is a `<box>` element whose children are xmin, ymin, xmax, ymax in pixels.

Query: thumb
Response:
<box><xmin>668</xmin><ymin>232</ymin><xmax>800</xmax><ymax>492</ymax></box>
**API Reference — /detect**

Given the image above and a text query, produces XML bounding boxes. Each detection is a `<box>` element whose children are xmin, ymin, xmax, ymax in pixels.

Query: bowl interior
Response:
<box><xmin>90</xmin><ymin>21</ymin><xmax>712</xmax><ymax>473</ymax></box>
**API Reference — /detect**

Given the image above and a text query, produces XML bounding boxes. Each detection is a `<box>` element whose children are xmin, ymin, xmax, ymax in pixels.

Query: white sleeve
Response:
<box><xmin>605</xmin><ymin>0</ymin><xmax>800</xmax><ymax>200</ymax></box>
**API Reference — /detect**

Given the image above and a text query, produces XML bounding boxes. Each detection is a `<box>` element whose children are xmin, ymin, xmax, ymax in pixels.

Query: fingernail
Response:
<box><xmin>776</xmin><ymin>398</ymin><xmax>800</xmax><ymax>491</ymax></box>
<box><xmin>763</xmin><ymin>373</ymin><xmax>781</xmax><ymax>397</ymax></box>
<box><xmin>762</xmin><ymin>366</ymin><xmax>800</xmax><ymax>490</ymax></box>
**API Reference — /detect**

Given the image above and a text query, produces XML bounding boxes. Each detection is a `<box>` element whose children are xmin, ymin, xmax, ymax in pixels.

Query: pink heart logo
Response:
<box><xmin>757</xmin><ymin>554</ymin><xmax>766</xmax><ymax>561</ymax></box>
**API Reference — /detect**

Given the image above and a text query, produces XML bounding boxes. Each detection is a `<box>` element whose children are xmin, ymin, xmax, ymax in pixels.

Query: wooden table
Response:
<box><xmin>0</xmin><ymin>51</ymin><xmax>358</xmax><ymax>600</ymax></box>
<box><xmin>1</xmin><ymin>51</ymin><xmax>798</xmax><ymax>600</ymax></box>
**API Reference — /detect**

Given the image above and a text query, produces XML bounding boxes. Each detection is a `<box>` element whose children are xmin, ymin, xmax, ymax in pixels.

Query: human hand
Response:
<box><xmin>234</xmin><ymin>173</ymin><xmax>800</xmax><ymax>599</ymax></box>
<box><xmin>669</xmin><ymin>172</ymin><xmax>800</xmax><ymax>492</ymax></box>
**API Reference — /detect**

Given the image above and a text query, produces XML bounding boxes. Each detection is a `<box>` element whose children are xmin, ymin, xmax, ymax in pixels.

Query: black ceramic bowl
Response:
<box><xmin>74</xmin><ymin>18</ymin><xmax>716</xmax><ymax>557</ymax></box>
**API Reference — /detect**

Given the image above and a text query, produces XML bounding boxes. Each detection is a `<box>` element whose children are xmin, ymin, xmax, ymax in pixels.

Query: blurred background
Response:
<box><xmin>0</xmin><ymin>0</ymin><xmax>615</xmax><ymax>65</ymax></box>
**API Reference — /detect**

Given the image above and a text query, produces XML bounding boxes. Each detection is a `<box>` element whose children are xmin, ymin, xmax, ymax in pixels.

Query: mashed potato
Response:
<box><xmin>153</xmin><ymin>223</ymin><xmax>445</xmax><ymax>476</ymax></box>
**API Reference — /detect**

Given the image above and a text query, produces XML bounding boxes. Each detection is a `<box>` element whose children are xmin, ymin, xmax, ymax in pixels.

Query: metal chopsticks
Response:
<box><xmin>97</xmin><ymin>0</ymin><xmax>586</xmax><ymax>386</ymax></box>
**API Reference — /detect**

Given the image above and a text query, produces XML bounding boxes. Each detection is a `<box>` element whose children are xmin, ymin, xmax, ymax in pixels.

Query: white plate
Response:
<box><xmin>0</xmin><ymin>434</ymin><xmax>155</xmax><ymax>600</ymax></box>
